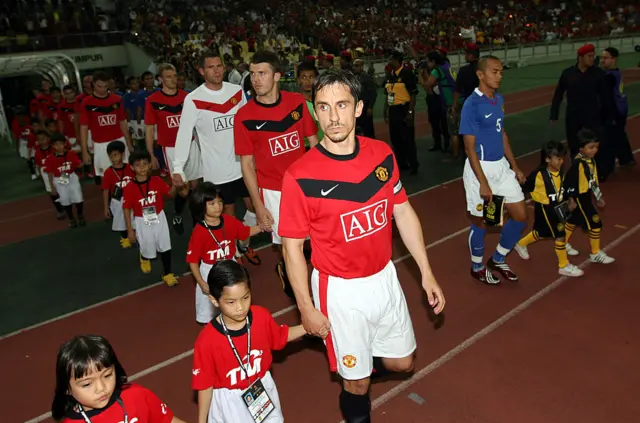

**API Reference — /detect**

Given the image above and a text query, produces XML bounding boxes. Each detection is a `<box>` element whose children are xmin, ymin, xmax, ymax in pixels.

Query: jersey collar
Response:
<box><xmin>211</xmin><ymin>309</ymin><xmax>254</xmax><ymax>337</ymax></box>
<box><xmin>316</xmin><ymin>137</ymin><xmax>360</xmax><ymax>161</ymax></box>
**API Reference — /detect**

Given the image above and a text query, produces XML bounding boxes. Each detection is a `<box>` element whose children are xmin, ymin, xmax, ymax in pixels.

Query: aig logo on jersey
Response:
<box><xmin>214</xmin><ymin>114</ymin><xmax>234</xmax><ymax>131</ymax></box>
<box><xmin>269</xmin><ymin>131</ymin><xmax>300</xmax><ymax>156</ymax></box>
<box><xmin>98</xmin><ymin>114</ymin><xmax>117</xmax><ymax>126</ymax></box>
<box><xmin>340</xmin><ymin>199</ymin><xmax>388</xmax><ymax>242</ymax></box>
<box><xmin>166</xmin><ymin>115</ymin><xmax>181</xmax><ymax>128</ymax></box>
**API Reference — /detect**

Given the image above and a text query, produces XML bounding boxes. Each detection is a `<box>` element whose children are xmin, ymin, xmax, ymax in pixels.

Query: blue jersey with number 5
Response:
<box><xmin>459</xmin><ymin>88</ymin><xmax>505</xmax><ymax>161</ymax></box>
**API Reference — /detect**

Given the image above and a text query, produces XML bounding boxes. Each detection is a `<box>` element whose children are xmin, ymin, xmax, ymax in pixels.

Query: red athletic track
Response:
<box><xmin>0</xmin><ymin>77</ymin><xmax>601</xmax><ymax>245</ymax></box>
<box><xmin>2</xmin><ymin>79</ymin><xmax>640</xmax><ymax>423</ymax></box>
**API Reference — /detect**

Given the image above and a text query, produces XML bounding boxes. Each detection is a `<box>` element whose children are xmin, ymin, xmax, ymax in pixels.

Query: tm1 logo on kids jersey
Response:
<box><xmin>138</xmin><ymin>191</ymin><xmax>157</xmax><ymax>206</ymax></box>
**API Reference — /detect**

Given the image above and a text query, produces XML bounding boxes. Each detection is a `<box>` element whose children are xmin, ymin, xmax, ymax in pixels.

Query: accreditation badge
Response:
<box><xmin>483</xmin><ymin>195</ymin><xmax>505</xmax><ymax>227</ymax></box>
<box><xmin>242</xmin><ymin>378</ymin><xmax>275</xmax><ymax>422</ymax></box>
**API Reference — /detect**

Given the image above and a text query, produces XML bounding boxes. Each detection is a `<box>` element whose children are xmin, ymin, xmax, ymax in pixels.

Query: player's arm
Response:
<box><xmin>502</xmin><ymin>129</ymin><xmax>524</xmax><ymax>183</ymax></box>
<box><xmin>240</xmin><ymin>154</ymin><xmax>266</xmax><ymax>210</ymax></box>
<box><xmin>460</xmin><ymin>100</ymin><xmax>491</xmax><ymax>199</ymax></box>
<box><xmin>172</xmin><ymin>97</ymin><xmax>197</xmax><ymax>185</ymax></box>
<box><xmin>78</xmin><ymin>102</ymin><xmax>91</xmax><ymax>164</ymax></box>
<box><xmin>393</xmin><ymin>199</ymin><xmax>444</xmax><ymax>313</ymax></box>
<box><xmin>117</xmin><ymin>102</ymin><xmax>134</xmax><ymax>151</ymax></box>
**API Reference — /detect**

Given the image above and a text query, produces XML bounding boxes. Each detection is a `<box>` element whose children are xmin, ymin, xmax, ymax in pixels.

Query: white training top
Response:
<box><xmin>174</xmin><ymin>82</ymin><xmax>246</xmax><ymax>185</ymax></box>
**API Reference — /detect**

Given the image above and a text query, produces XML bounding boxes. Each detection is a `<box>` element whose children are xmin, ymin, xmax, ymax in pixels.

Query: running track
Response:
<box><xmin>2</xmin><ymin>80</ymin><xmax>640</xmax><ymax>423</ymax></box>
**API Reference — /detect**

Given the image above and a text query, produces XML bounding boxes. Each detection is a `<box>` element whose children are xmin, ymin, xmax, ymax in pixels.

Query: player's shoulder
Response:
<box><xmin>284</xmin><ymin>146</ymin><xmax>322</xmax><ymax>178</ymax></box>
<box><xmin>281</xmin><ymin>90</ymin><xmax>305</xmax><ymax>104</ymax></box>
<box><xmin>108</xmin><ymin>93</ymin><xmax>123</xmax><ymax>102</ymax></box>
<box><xmin>222</xmin><ymin>81</ymin><xmax>243</xmax><ymax>95</ymax></box>
<box><xmin>360</xmin><ymin>136</ymin><xmax>393</xmax><ymax>155</ymax></box>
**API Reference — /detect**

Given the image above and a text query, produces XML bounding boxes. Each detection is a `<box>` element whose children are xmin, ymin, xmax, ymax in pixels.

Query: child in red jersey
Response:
<box><xmin>51</xmin><ymin>334</ymin><xmax>186</xmax><ymax>423</ymax></box>
<box><xmin>123</xmin><ymin>150</ymin><xmax>189</xmax><ymax>286</ymax></box>
<box><xmin>192</xmin><ymin>260</ymin><xmax>307</xmax><ymax>423</ymax></box>
<box><xmin>21</xmin><ymin>118</ymin><xmax>41</xmax><ymax>180</ymax></box>
<box><xmin>187</xmin><ymin>182</ymin><xmax>262</xmax><ymax>324</ymax></box>
<box><xmin>101</xmin><ymin>141</ymin><xmax>136</xmax><ymax>249</ymax></box>
<box><xmin>34</xmin><ymin>131</ymin><xmax>66</xmax><ymax>220</ymax></box>
<box><xmin>44</xmin><ymin>133</ymin><xmax>85</xmax><ymax>228</ymax></box>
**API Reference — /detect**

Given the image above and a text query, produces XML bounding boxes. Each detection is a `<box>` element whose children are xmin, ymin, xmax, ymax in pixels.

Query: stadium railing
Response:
<box><xmin>0</xmin><ymin>31</ymin><xmax>127</xmax><ymax>54</ymax></box>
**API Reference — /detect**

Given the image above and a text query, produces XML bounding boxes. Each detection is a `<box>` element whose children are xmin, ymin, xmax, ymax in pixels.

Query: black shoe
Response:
<box><xmin>276</xmin><ymin>260</ymin><xmax>295</xmax><ymax>299</ymax></box>
<box><xmin>69</xmin><ymin>219</ymin><xmax>78</xmax><ymax>228</ymax></box>
<box><xmin>172</xmin><ymin>215</ymin><xmax>184</xmax><ymax>235</ymax></box>
<box><xmin>78</xmin><ymin>217</ymin><xmax>87</xmax><ymax>227</ymax></box>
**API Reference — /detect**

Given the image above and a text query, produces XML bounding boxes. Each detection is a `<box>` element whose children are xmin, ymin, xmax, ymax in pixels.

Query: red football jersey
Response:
<box><xmin>37</xmin><ymin>93</ymin><xmax>52</xmax><ymax>111</ymax></box>
<box><xmin>29</xmin><ymin>98</ymin><xmax>41</xmax><ymax>117</ymax></box>
<box><xmin>34</xmin><ymin>146</ymin><xmax>54</xmax><ymax>168</ymax></box>
<box><xmin>279</xmin><ymin>137</ymin><xmax>408</xmax><ymax>279</ymax></box>
<box><xmin>234</xmin><ymin>91</ymin><xmax>317</xmax><ymax>191</ymax></box>
<box><xmin>191</xmin><ymin>306</ymin><xmax>289</xmax><ymax>391</ymax></box>
<box><xmin>42</xmin><ymin>100</ymin><xmax>62</xmax><ymax>120</ymax></box>
<box><xmin>187</xmin><ymin>216</ymin><xmax>251</xmax><ymax>265</ymax></box>
<box><xmin>79</xmin><ymin>94</ymin><xmax>125</xmax><ymax>143</ymax></box>
<box><xmin>145</xmin><ymin>89</ymin><xmax>188</xmax><ymax>147</ymax></box>
<box><xmin>122</xmin><ymin>176</ymin><xmax>171</xmax><ymax>217</ymax></box>
<box><xmin>74</xmin><ymin>92</ymin><xmax>90</xmax><ymax>114</ymax></box>
<box><xmin>101</xmin><ymin>165</ymin><xmax>135</xmax><ymax>195</ymax></box>
<box><xmin>43</xmin><ymin>152</ymin><xmax>82</xmax><ymax>177</ymax></box>
<box><xmin>59</xmin><ymin>383</ymin><xmax>174</xmax><ymax>423</ymax></box>
<box><xmin>26</xmin><ymin>131</ymin><xmax>38</xmax><ymax>149</ymax></box>
<box><xmin>11</xmin><ymin>118</ymin><xmax>29</xmax><ymax>140</ymax></box>
<box><xmin>58</xmin><ymin>100</ymin><xmax>77</xmax><ymax>138</ymax></box>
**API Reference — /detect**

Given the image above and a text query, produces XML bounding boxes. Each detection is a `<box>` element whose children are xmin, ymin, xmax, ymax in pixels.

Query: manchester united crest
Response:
<box><xmin>230</xmin><ymin>97</ymin><xmax>238</xmax><ymax>105</ymax></box>
<box><xmin>291</xmin><ymin>111</ymin><xmax>300</xmax><ymax>121</ymax></box>
<box><xmin>342</xmin><ymin>355</ymin><xmax>357</xmax><ymax>369</ymax></box>
<box><xmin>375</xmin><ymin>166</ymin><xmax>389</xmax><ymax>182</ymax></box>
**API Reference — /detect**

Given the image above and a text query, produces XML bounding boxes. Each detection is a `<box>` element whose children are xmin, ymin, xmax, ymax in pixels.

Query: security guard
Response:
<box><xmin>384</xmin><ymin>50</ymin><xmax>419</xmax><ymax>174</ymax></box>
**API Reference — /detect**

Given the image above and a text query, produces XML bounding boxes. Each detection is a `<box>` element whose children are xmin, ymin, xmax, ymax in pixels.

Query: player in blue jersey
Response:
<box><xmin>459</xmin><ymin>56</ymin><xmax>528</xmax><ymax>284</ymax></box>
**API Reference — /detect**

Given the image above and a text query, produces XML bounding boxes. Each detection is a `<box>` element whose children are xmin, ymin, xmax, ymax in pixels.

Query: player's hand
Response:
<box><xmin>597</xmin><ymin>198</ymin><xmax>606</xmax><ymax>209</ymax></box>
<box><xmin>172</xmin><ymin>173</ymin><xmax>185</xmax><ymax>188</ymax></box>
<box><xmin>479</xmin><ymin>182</ymin><xmax>493</xmax><ymax>203</ymax></box>
<box><xmin>301</xmin><ymin>308</ymin><xmax>330</xmax><ymax>339</ymax></box>
<box><xmin>256</xmin><ymin>206</ymin><xmax>274</xmax><ymax>232</ymax></box>
<box><xmin>82</xmin><ymin>150</ymin><xmax>91</xmax><ymax>165</ymax></box>
<box><xmin>105</xmin><ymin>208</ymin><xmax>112</xmax><ymax>219</ymax></box>
<box><xmin>127</xmin><ymin>229</ymin><xmax>136</xmax><ymax>244</ymax></box>
<box><xmin>514</xmin><ymin>168</ymin><xmax>526</xmax><ymax>184</ymax></box>
<box><xmin>422</xmin><ymin>274</ymin><xmax>445</xmax><ymax>315</ymax></box>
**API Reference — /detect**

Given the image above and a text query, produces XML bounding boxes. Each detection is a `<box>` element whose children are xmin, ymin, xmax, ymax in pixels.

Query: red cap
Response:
<box><xmin>437</xmin><ymin>46</ymin><xmax>448</xmax><ymax>55</ymax></box>
<box><xmin>465</xmin><ymin>43</ymin><xmax>480</xmax><ymax>52</ymax></box>
<box><xmin>341</xmin><ymin>50</ymin><xmax>351</xmax><ymax>58</ymax></box>
<box><xmin>325</xmin><ymin>55</ymin><xmax>334</xmax><ymax>61</ymax></box>
<box><xmin>577</xmin><ymin>43</ymin><xmax>595</xmax><ymax>56</ymax></box>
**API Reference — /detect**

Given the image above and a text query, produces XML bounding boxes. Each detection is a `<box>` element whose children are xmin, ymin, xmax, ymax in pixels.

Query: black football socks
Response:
<box><xmin>340</xmin><ymin>388</ymin><xmax>371</xmax><ymax>423</ymax></box>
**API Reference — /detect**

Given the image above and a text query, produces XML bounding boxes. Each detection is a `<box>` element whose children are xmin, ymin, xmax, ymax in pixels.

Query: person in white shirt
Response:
<box><xmin>173</xmin><ymin>51</ymin><xmax>259</xmax><ymax>260</ymax></box>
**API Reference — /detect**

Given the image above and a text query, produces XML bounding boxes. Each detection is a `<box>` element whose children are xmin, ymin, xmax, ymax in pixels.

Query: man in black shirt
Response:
<box><xmin>450</xmin><ymin>43</ymin><xmax>480</xmax><ymax>161</ymax></box>
<box><xmin>549</xmin><ymin>44</ymin><xmax>610</xmax><ymax>161</ymax></box>
<box><xmin>353</xmin><ymin>59</ymin><xmax>378</xmax><ymax>138</ymax></box>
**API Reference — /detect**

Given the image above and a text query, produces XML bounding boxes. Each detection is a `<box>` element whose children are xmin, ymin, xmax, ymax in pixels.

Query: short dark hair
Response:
<box><xmin>126</xmin><ymin>76</ymin><xmax>138</xmax><ymax>85</ymax></box>
<box><xmin>312</xmin><ymin>68</ymin><xmax>362</xmax><ymax>106</ymax></box>
<box><xmin>36</xmin><ymin>130</ymin><xmax>50</xmax><ymax>137</ymax></box>
<box><xmin>250</xmin><ymin>50</ymin><xmax>282</xmax><ymax>74</ymax></box>
<box><xmin>200</xmin><ymin>50</ymin><xmax>222</xmax><ymax>69</ymax></box>
<box><xmin>45</xmin><ymin>118</ymin><xmax>57</xmax><ymax>127</ymax></box>
<box><xmin>62</xmin><ymin>85</ymin><xmax>75</xmax><ymax>92</ymax></box>
<box><xmin>141</xmin><ymin>71</ymin><xmax>153</xmax><ymax>80</ymax></box>
<box><xmin>107</xmin><ymin>140</ymin><xmax>126</xmax><ymax>155</ymax></box>
<box><xmin>539</xmin><ymin>140</ymin><xmax>567</xmax><ymax>166</ymax></box>
<box><xmin>297</xmin><ymin>61</ymin><xmax>319</xmax><ymax>77</ymax></box>
<box><xmin>207</xmin><ymin>260</ymin><xmax>252</xmax><ymax>300</ymax></box>
<box><xmin>189</xmin><ymin>182</ymin><xmax>223</xmax><ymax>222</ymax></box>
<box><xmin>50</xmin><ymin>132</ymin><xmax>67</xmax><ymax>144</ymax></box>
<box><xmin>92</xmin><ymin>71</ymin><xmax>110</xmax><ymax>83</ymax></box>
<box><xmin>604</xmin><ymin>47</ymin><xmax>619</xmax><ymax>58</ymax></box>
<box><xmin>577</xmin><ymin>128</ymin><xmax>599</xmax><ymax>147</ymax></box>
<box><xmin>129</xmin><ymin>149</ymin><xmax>152</xmax><ymax>166</ymax></box>
<box><xmin>477</xmin><ymin>55</ymin><xmax>502</xmax><ymax>71</ymax></box>
<box><xmin>50</xmin><ymin>86</ymin><xmax>61</xmax><ymax>94</ymax></box>
<box><xmin>51</xmin><ymin>335</ymin><xmax>128</xmax><ymax>421</ymax></box>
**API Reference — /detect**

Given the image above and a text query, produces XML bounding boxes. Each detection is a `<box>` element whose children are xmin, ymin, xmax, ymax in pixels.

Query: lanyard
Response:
<box><xmin>112</xmin><ymin>166</ymin><xmax>125</xmax><ymax>181</ymax></box>
<box><xmin>78</xmin><ymin>398</ymin><xmax>128</xmax><ymax>423</ymax></box>
<box><xmin>220</xmin><ymin>316</ymin><xmax>251</xmax><ymax>380</ymax></box>
<box><xmin>136</xmin><ymin>179</ymin><xmax>150</xmax><ymax>199</ymax></box>
<box><xmin>203</xmin><ymin>221</ymin><xmax>226</xmax><ymax>251</ymax></box>
<box><xmin>546</xmin><ymin>169</ymin><xmax>563</xmax><ymax>201</ymax></box>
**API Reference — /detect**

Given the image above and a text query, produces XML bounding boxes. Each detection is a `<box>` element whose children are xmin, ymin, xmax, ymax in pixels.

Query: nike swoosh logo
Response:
<box><xmin>321</xmin><ymin>184</ymin><xmax>339</xmax><ymax>196</ymax></box>
<box><xmin>485</xmin><ymin>113</ymin><xmax>492</xmax><ymax>118</ymax></box>
<box><xmin>159</xmin><ymin>105</ymin><xmax>166</xmax><ymax>109</ymax></box>
<box><xmin>256</xmin><ymin>122</ymin><xmax>267</xmax><ymax>129</ymax></box>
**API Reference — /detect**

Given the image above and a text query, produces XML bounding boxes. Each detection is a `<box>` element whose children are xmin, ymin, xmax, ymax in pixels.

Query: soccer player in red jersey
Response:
<box><xmin>58</xmin><ymin>85</ymin><xmax>81</xmax><ymax>153</ymax></box>
<box><xmin>29</xmin><ymin>90</ymin><xmax>41</xmax><ymax>120</ymax></box>
<box><xmin>280</xmin><ymin>69</ymin><xmax>446</xmax><ymax>423</ymax></box>
<box><xmin>41</xmin><ymin>86</ymin><xmax>63</xmax><ymax>122</ymax></box>
<box><xmin>146</xmin><ymin>63</ymin><xmax>203</xmax><ymax>234</ymax></box>
<box><xmin>79</xmin><ymin>71</ymin><xmax>134</xmax><ymax>184</ymax></box>
<box><xmin>234</xmin><ymin>50</ymin><xmax>319</xmax><ymax>297</ymax></box>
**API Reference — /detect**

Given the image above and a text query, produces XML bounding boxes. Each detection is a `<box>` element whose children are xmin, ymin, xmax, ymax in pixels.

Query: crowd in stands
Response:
<box><xmin>2</xmin><ymin>0</ymin><xmax>638</xmax><ymax>63</ymax></box>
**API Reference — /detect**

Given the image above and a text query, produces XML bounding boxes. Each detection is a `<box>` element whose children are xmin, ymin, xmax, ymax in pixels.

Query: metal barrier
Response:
<box><xmin>0</xmin><ymin>31</ymin><xmax>127</xmax><ymax>54</ymax></box>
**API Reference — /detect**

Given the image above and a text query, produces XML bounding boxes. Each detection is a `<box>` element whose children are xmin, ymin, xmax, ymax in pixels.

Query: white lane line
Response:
<box><xmin>5</xmin><ymin>113</ymin><xmax>640</xmax><ymax>341</ymax></box>
<box><xmin>338</xmin><ymin>222</ymin><xmax>640</xmax><ymax>422</ymax></box>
